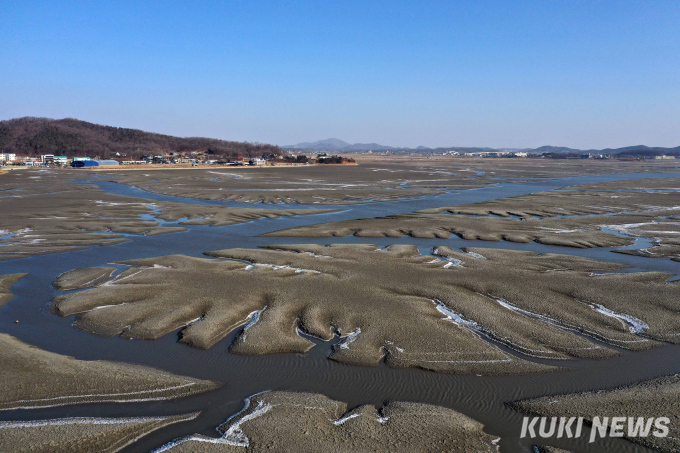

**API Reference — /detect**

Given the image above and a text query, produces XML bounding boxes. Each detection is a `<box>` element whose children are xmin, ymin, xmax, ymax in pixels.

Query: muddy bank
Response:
<box><xmin>0</xmin><ymin>273</ymin><xmax>26</xmax><ymax>307</ymax></box>
<box><xmin>51</xmin><ymin>244</ymin><xmax>680</xmax><ymax>375</ymax></box>
<box><xmin>154</xmin><ymin>391</ymin><xmax>499</xmax><ymax>453</ymax></box>
<box><xmin>53</xmin><ymin>267</ymin><xmax>118</xmax><ymax>291</ymax></box>
<box><xmin>0</xmin><ymin>334</ymin><xmax>221</xmax><ymax>410</ymax></box>
<box><xmin>154</xmin><ymin>202</ymin><xmax>336</xmax><ymax>227</ymax></box>
<box><xmin>265</xmin><ymin>213</ymin><xmax>636</xmax><ymax>249</ymax></box>
<box><xmin>0</xmin><ymin>412</ymin><xmax>198</xmax><ymax>453</ymax></box>
<box><xmin>511</xmin><ymin>374</ymin><xmax>680</xmax><ymax>452</ymax></box>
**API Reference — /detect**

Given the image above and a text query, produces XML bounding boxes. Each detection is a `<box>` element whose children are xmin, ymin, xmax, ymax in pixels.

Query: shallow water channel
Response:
<box><xmin>1</xmin><ymin>172</ymin><xmax>679</xmax><ymax>453</ymax></box>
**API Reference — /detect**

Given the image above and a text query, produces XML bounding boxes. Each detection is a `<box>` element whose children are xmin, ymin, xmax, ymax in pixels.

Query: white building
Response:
<box><xmin>0</xmin><ymin>153</ymin><xmax>16</xmax><ymax>162</ymax></box>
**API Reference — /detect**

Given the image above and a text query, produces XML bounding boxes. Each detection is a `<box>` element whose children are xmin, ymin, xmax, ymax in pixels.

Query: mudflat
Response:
<box><xmin>0</xmin><ymin>169</ymin><xmax>334</xmax><ymax>260</ymax></box>
<box><xmin>93</xmin><ymin>156</ymin><xmax>680</xmax><ymax>204</ymax></box>
<box><xmin>51</xmin><ymin>244</ymin><xmax>680</xmax><ymax>374</ymax></box>
<box><xmin>155</xmin><ymin>391</ymin><xmax>500</xmax><ymax>453</ymax></box>
<box><xmin>95</xmin><ymin>164</ymin><xmax>449</xmax><ymax>204</ymax></box>
<box><xmin>422</xmin><ymin>177</ymin><xmax>680</xmax><ymax>261</ymax></box>
<box><xmin>0</xmin><ymin>333</ymin><xmax>221</xmax><ymax>410</ymax></box>
<box><xmin>0</xmin><ymin>413</ymin><xmax>199</xmax><ymax>453</ymax></box>
<box><xmin>267</xmin><ymin>177</ymin><xmax>680</xmax><ymax>259</ymax></box>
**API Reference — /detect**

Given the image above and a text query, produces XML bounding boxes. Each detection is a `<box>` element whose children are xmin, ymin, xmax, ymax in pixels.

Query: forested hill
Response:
<box><xmin>0</xmin><ymin>117</ymin><xmax>283</xmax><ymax>160</ymax></box>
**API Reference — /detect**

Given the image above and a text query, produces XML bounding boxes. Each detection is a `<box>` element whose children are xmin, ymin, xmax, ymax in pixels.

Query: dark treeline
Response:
<box><xmin>317</xmin><ymin>156</ymin><xmax>355</xmax><ymax>164</ymax></box>
<box><xmin>0</xmin><ymin>117</ymin><xmax>284</xmax><ymax>160</ymax></box>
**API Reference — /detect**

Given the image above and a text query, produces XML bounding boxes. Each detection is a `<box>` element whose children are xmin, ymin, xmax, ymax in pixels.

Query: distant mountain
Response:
<box><xmin>531</xmin><ymin>145</ymin><xmax>582</xmax><ymax>154</ymax></box>
<box><xmin>284</xmin><ymin>139</ymin><xmax>394</xmax><ymax>151</ymax></box>
<box><xmin>285</xmin><ymin>139</ymin><xmax>679</xmax><ymax>156</ymax></box>
<box><xmin>607</xmin><ymin>146</ymin><xmax>680</xmax><ymax>158</ymax></box>
<box><xmin>531</xmin><ymin>144</ymin><xmax>680</xmax><ymax>156</ymax></box>
<box><xmin>345</xmin><ymin>143</ymin><xmax>395</xmax><ymax>151</ymax></box>
<box><xmin>0</xmin><ymin>117</ymin><xmax>283</xmax><ymax>160</ymax></box>
<box><xmin>284</xmin><ymin>138</ymin><xmax>351</xmax><ymax>150</ymax></box>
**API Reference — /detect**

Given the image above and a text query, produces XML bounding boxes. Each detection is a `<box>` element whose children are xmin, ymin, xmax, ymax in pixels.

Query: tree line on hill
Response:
<box><xmin>0</xmin><ymin>117</ymin><xmax>284</xmax><ymax>160</ymax></box>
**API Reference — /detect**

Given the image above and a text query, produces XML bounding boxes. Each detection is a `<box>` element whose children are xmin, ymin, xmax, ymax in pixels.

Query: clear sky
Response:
<box><xmin>1</xmin><ymin>1</ymin><xmax>679</xmax><ymax>149</ymax></box>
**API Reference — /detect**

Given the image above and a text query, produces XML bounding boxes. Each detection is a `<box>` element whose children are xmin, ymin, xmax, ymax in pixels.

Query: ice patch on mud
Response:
<box><xmin>432</xmin><ymin>247</ymin><xmax>464</xmax><ymax>267</ymax></box>
<box><xmin>431</xmin><ymin>299</ymin><xmax>555</xmax><ymax>359</ymax></box>
<box><xmin>601</xmin><ymin>222</ymin><xmax>657</xmax><ymax>236</ymax></box>
<box><xmin>0</xmin><ymin>414</ymin><xmax>197</xmax><ymax>429</ymax></box>
<box><xmin>490</xmin><ymin>295</ymin><xmax>544</xmax><ymax>319</ymax></box>
<box><xmin>586</xmin><ymin>302</ymin><xmax>648</xmax><ymax>334</ymax></box>
<box><xmin>302</xmin><ymin>251</ymin><xmax>334</xmax><ymax>258</ymax></box>
<box><xmin>239</xmin><ymin>307</ymin><xmax>267</xmax><ymax>341</ymax></box>
<box><xmin>95</xmin><ymin>200</ymin><xmax>150</xmax><ymax>207</ymax></box>
<box><xmin>152</xmin><ymin>393</ymin><xmax>270</xmax><ymax>451</ymax></box>
<box><xmin>221</xmin><ymin>400</ymin><xmax>271</xmax><ymax>446</ymax></box>
<box><xmin>487</xmin><ymin>294</ymin><xmax>647</xmax><ymax>346</ymax></box>
<box><xmin>100</xmin><ymin>269</ymin><xmax>145</xmax><ymax>286</ymax></box>
<box><xmin>242</xmin><ymin>263</ymin><xmax>321</xmax><ymax>274</ymax></box>
<box><xmin>337</xmin><ymin>327</ymin><xmax>361</xmax><ymax>349</ymax></box>
<box><xmin>434</xmin><ymin>300</ymin><xmax>480</xmax><ymax>331</ymax></box>
<box><xmin>443</xmin><ymin>259</ymin><xmax>463</xmax><ymax>268</ymax></box>
<box><xmin>0</xmin><ymin>228</ymin><xmax>32</xmax><ymax>242</ymax></box>
<box><xmin>332</xmin><ymin>412</ymin><xmax>361</xmax><ymax>425</ymax></box>
<box><xmin>208</xmin><ymin>171</ymin><xmax>250</xmax><ymax>179</ymax></box>
<box><xmin>538</xmin><ymin>227</ymin><xmax>586</xmax><ymax>234</ymax></box>
<box><xmin>153</xmin><ymin>391</ymin><xmax>371</xmax><ymax>451</ymax></box>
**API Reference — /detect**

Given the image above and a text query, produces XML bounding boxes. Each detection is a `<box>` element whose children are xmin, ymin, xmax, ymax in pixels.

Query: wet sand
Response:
<box><xmin>155</xmin><ymin>391</ymin><xmax>499</xmax><ymax>453</ymax></box>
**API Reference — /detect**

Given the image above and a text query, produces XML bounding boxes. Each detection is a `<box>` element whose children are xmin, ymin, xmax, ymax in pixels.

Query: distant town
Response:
<box><xmin>1</xmin><ymin>149</ymin><xmax>678</xmax><ymax>169</ymax></box>
<box><xmin>0</xmin><ymin>151</ymin><xmax>355</xmax><ymax>168</ymax></box>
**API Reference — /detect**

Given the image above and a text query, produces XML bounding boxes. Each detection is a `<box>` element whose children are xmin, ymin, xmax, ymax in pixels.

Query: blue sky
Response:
<box><xmin>1</xmin><ymin>1</ymin><xmax>679</xmax><ymax>148</ymax></box>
